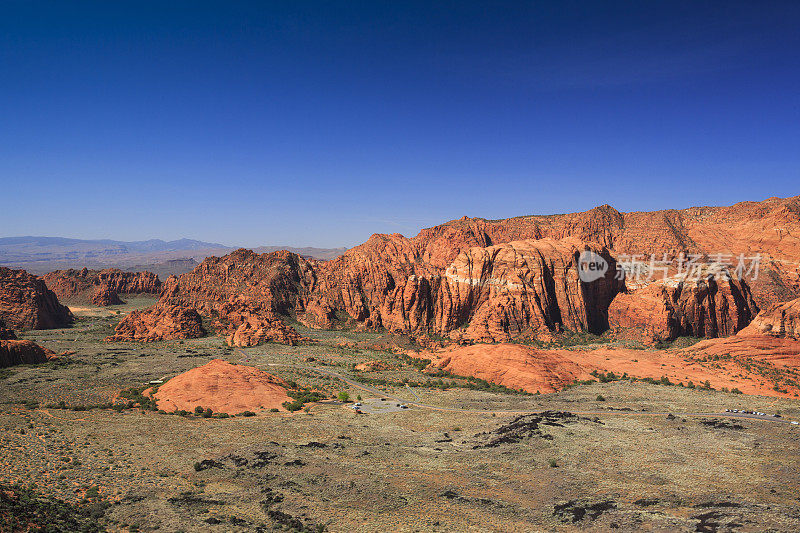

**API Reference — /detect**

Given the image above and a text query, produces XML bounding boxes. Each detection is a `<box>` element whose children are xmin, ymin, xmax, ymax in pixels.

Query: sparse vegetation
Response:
<box><xmin>283</xmin><ymin>389</ymin><xmax>326</xmax><ymax>412</ymax></box>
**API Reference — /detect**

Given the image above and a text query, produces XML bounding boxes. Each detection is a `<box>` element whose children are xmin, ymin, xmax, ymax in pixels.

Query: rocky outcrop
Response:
<box><xmin>0</xmin><ymin>339</ymin><xmax>55</xmax><ymax>368</ymax></box>
<box><xmin>679</xmin><ymin>298</ymin><xmax>800</xmax><ymax>380</ymax></box>
<box><xmin>106</xmin><ymin>303</ymin><xmax>205</xmax><ymax>342</ymax></box>
<box><xmin>159</xmin><ymin>249</ymin><xmax>315</xmax><ymax>316</ymax></box>
<box><xmin>609</xmin><ymin>272</ymin><xmax>759</xmax><ymax>342</ymax></box>
<box><xmin>215</xmin><ymin>297</ymin><xmax>312</xmax><ymax>347</ymax></box>
<box><xmin>91</xmin><ymin>286</ymin><xmax>124</xmax><ymax>306</ymax></box>
<box><xmin>302</xmin><ymin>237</ymin><xmax>622</xmax><ymax>343</ymax></box>
<box><xmin>354</xmin><ymin>360</ymin><xmax>396</xmax><ymax>372</ymax></box>
<box><xmin>0</xmin><ymin>267</ymin><xmax>73</xmax><ymax>330</ymax></box>
<box><xmin>440</xmin><ymin>238</ymin><xmax>621</xmax><ymax>341</ymax></box>
<box><xmin>428</xmin><ymin>344</ymin><xmax>589</xmax><ymax>393</ymax></box>
<box><xmin>424</xmin><ymin>342</ymin><xmax>800</xmax><ymax>397</ymax></box>
<box><xmin>149</xmin><ymin>359</ymin><xmax>291</xmax><ymax>414</ymax></box>
<box><xmin>43</xmin><ymin>267</ymin><xmax>160</xmax><ymax>305</ymax></box>
<box><xmin>146</xmin><ymin>249</ymin><xmax>314</xmax><ymax>345</ymax></box>
<box><xmin>741</xmin><ymin>297</ymin><xmax>800</xmax><ymax>339</ymax></box>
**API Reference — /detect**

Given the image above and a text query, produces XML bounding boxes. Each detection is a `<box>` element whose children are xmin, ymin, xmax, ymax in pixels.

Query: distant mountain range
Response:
<box><xmin>0</xmin><ymin>236</ymin><xmax>347</xmax><ymax>276</ymax></box>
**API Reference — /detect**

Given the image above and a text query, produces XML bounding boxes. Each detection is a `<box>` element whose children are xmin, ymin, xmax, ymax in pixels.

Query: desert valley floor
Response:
<box><xmin>2</xmin><ymin>297</ymin><xmax>800</xmax><ymax>532</ymax></box>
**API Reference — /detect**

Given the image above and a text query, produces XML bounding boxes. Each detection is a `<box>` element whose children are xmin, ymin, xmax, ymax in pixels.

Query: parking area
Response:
<box><xmin>345</xmin><ymin>397</ymin><xmax>411</xmax><ymax>414</ymax></box>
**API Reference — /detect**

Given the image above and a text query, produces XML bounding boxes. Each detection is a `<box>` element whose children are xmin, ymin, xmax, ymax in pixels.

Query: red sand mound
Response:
<box><xmin>151</xmin><ymin>359</ymin><xmax>291</xmax><ymax>414</ymax></box>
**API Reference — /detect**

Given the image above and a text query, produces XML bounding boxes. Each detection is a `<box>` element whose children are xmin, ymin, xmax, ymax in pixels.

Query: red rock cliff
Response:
<box><xmin>0</xmin><ymin>267</ymin><xmax>73</xmax><ymax>330</ymax></box>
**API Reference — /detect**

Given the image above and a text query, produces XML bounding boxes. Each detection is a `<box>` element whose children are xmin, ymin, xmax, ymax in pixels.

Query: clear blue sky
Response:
<box><xmin>1</xmin><ymin>1</ymin><xmax>798</xmax><ymax>247</ymax></box>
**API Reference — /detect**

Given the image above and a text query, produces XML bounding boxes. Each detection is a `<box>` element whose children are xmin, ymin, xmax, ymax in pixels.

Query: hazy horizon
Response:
<box><xmin>1</xmin><ymin>191</ymin><xmax>799</xmax><ymax>249</ymax></box>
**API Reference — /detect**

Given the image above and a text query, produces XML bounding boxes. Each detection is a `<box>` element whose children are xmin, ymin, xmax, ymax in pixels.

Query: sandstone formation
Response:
<box><xmin>685</xmin><ymin>297</ymin><xmax>800</xmax><ymax>362</ymax></box>
<box><xmin>91</xmin><ymin>286</ymin><xmax>124</xmax><ymax>306</ymax></box>
<box><xmin>158</xmin><ymin>249</ymin><xmax>314</xmax><ymax>316</ymax></box>
<box><xmin>743</xmin><ymin>297</ymin><xmax>800</xmax><ymax>339</ymax></box>
<box><xmin>113</xmin><ymin>249</ymin><xmax>314</xmax><ymax>345</ymax></box>
<box><xmin>108</xmin><ymin>196</ymin><xmax>800</xmax><ymax>346</ymax></box>
<box><xmin>608</xmin><ymin>272</ymin><xmax>759</xmax><ymax>342</ymax></box>
<box><xmin>149</xmin><ymin>359</ymin><xmax>291</xmax><ymax>414</ymax></box>
<box><xmin>408</xmin><ymin>196</ymin><xmax>800</xmax><ymax>307</ymax></box>
<box><xmin>43</xmin><ymin>267</ymin><xmax>161</xmax><ymax>305</ymax></box>
<box><xmin>0</xmin><ymin>339</ymin><xmax>55</xmax><ymax>368</ymax></box>
<box><xmin>302</xmin><ymin>237</ymin><xmax>622</xmax><ymax>343</ymax></box>
<box><xmin>215</xmin><ymin>297</ymin><xmax>312</xmax><ymax>347</ymax></box>
<box><xmin>0</xmin><ymin>267</ymin><xmax>73</xmax><ymax>330</ymax></box>
<box><xmin>425</xmin><ymin>343</ymin><xmax>800</xmax><ymax>397</ymax></box>
<box><xmin>106</xmin><ymin>303</ymin><xmax>205</xmax><ymax>342</ymax></box>
<box><xmin>429</xmin><ymin>344</ymin><xmax>590</xmax><ymax>393</ymax></box>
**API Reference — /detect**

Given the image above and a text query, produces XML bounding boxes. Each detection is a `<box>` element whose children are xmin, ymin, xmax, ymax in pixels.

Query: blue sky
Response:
<box><xmin>1</xmin><ymin>1</ymin><xmax>798</xmax><ymax>247</ymax></box>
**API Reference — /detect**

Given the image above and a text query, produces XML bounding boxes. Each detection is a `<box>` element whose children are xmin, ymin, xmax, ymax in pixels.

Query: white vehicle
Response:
<box><xmin>400</xmin><ymin>404</ymin><xmax>408</xmax><ymax>409</ymax></box>
<box><xmin>791</xmin><ymin>421</ymin><xmax>799</xmax><ymax>425</ymax></box>
<box><xmin>354</xmin><ymin>402</ymin><xmax>362</xmax><ymax>406</ymax></box>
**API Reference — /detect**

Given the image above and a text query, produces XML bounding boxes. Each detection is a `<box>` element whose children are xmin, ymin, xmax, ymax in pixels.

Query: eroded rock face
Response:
<box><xmin>91</xmin><ymin>286</ymin><xmax>124</xmax><ymax>306</ymax></box>
<box><xmin>0</xmin><ymin>267</ymin><xmax>73</xmax><ymax>330</ymax></box>
<box><xmin>303</xmin><ymin>237</ymin><xmax>622</xmax><ymax>343</ymax></box>
<box><xmin>743</xmin><ymin>297</ymin><xmax>800</xmax><ymax>339</ymax></box>
<box><xmin>0</xmin><ymin>340</ymin><xmax>54</xmax><ymax>368</ymax></box>
<box><xmin>680</xmin><ymin>299</ymin><xmax>800</xmax><ymax>373</ymax></box>
<box><xmin>43</xmin><ymin>268</ymin><xmax>160</xmax><ymax>305</ymax></box>
<box><xmin>159</xmin><ymin>249</ymin><xmax>315</xmax><ymax>316</ymax></box>
<box><xmin>608</xmin><ymin>273</ymin><xmax>759</xmax><ymax>342</ymax></box>
<box><xmin>215</xmin><ymin>297</ymin><xmax>312</xmax><ymax>347</ymax></box>
<box><xmin>439</xmin><ymin>238</ymin><xmax>621</xmax><ymax>341</ymax></box>
<box><xmin>410</xmin><ymin>196</ymin><xmax>800</xmax><ymax>308</ymax></box>
<box><xmin>106</xmin><ymin>303</ymin><xmax>205</xmax><ymax>342</ymax></box>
